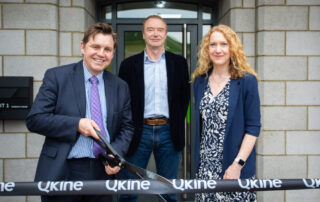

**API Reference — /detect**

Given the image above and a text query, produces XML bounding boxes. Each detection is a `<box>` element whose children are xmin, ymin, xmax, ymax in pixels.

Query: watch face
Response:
<box><xmin>235</xmin><ymin>158</ymin><xmax>245</xmax><ymax>166</ymax></box>
<box><xmin>238</xmin><ymin>159</ymin><xmax>245</xmax><ymax>166</ymax></box>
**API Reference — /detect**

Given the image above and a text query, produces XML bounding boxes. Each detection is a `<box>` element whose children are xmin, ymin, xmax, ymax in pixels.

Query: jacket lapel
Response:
<box><xmin>136</xmin><ymin>52</ymin><xmax>145</xmax><ymax>110</ymax></box>
<box><xmin>72</xmin><ymin>61</ymin><xmax>86</xmax><ymax>118</ymax></box>
<box><xmin>225</xmin><ymin>78</ymin><xmax>241</xmax><ymax>138</ymax></box>
<box><xmin>165</xmin><ymin>52</ymin><xmax>174</xmax><ymax>103</ymax></box>
<box><xmin>103</xmin><ymin>71</ymin><xmax>114</xmax><ymax>133</ymax></box>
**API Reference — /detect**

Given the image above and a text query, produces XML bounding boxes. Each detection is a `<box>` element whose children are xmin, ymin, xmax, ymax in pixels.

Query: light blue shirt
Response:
<box><xmin>68</xmin><ymin>63</ymin><xmax>110</xmax><ymax>159</ymax></box>
<box><xmin>143</xmin><ymin>50</ymin><xmax>169</xmax><ymax>118</ymax></box>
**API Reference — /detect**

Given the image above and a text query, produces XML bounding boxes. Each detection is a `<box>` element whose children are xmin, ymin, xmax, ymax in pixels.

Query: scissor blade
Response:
<box><xmin>123</xmin><ymin>161</ymin><xmax>173</xmax><ymax>186</ymax></box>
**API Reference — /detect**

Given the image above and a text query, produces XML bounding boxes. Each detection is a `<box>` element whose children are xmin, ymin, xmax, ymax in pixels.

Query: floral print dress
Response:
<box><xmin>195</xmin><ymin>80</ymin><xmax>256</xmax><ymax>202</ymax></box>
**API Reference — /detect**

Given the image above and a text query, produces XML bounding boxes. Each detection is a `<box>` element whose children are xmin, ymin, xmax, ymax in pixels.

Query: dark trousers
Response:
<box><xmin>41</xmin><ymin>158</ymin><xmax>112</xmax><ymax>202</ymax></box>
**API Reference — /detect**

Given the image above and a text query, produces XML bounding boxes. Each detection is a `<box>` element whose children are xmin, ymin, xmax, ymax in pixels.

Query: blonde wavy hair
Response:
<box><xmin>191</xmin><ymin>24</ymin><xmax>258</xmax><ymax>81</ymax></box>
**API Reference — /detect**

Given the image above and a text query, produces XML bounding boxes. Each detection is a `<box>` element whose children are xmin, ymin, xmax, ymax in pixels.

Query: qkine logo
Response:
<box><xmin>303</xmin><ymin>179</ymin><xmax>320</xmax><ymax>188</ymax></box>
<box><xmin>106</xmin><ymin>180</ymin><xmax>151</xmax><ymax>192</ymax></box>
<box><xmin>38</xmin><ymin>181</ymin><xmax>83</xmax><ymax>193</ymax></box>
<box><xmin>0</xmin><ymin>182</ymin><xmax>15</xmax><ymax>192</ymax></box>
<box><xmin>173</xmin><ymin>179</ymin><xmax>217</xmax><ymax>191</ymax></box>
<box><xmin>238</xmin><ymin>179</ymin><xmax>282</xmax><ymax>190</ymax></box>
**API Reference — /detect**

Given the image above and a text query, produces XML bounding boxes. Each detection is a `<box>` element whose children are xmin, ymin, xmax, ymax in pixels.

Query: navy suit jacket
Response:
<box><xmin>119</xmin><ymin>51</ymin><xmax>190</xmax><ymax>156</ymax></box>
<box><xmin>193</xmin><ymin>72</ymin><xmax>261</xmax><ymax>178</ymax></box>
<box><xmin>26</xmin><ymin>60</ymin><xmax>134</xmax><ymax>181</ymax></box>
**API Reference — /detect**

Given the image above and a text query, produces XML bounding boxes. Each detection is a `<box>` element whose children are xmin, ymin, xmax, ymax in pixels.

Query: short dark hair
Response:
<box><xmin>82</xmin><ymin>23</ymin><xmax>118</xmax><ymax>48</ymax></box>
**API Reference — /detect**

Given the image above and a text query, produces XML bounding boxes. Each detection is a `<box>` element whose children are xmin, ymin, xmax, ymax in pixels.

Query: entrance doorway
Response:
<box><xmin>96</xmin><ymin>0</ymin><xmax>218</xmax><ymax>200</ymax></box>
<box><xmin>117</xmin><ymin>24</ymin><xmax>197</xmax><ymax>201</ymax></box>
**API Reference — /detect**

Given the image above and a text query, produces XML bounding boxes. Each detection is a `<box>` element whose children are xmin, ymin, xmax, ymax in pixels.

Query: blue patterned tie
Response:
<box><xmin>90</xmin><ymin>76</ymin><xmax>107</xmax><ymax>157</ymax></box>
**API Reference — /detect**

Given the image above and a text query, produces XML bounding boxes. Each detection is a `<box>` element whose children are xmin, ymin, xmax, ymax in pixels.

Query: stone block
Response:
<box><xmin>59</xmin><ymin>0</ymin><xmax>71</xmax><ymax>6</ymax></box>
<box><xmin>0</xmin><ymin>134</ymin><xmax>25</xmax><ymax>158</ymax></box>
<box><xmin>0</xmin><ymin>30</ymin><xmax>25</xmax><ymax>55</ymax></box>
<box><xmin>256</xmin><ymin>156</ymin><xmax>307</xmax><ymax>178</ymax></box>
<box><xmin>257</xmin><ymin>56</ymin><xmax>307</xmax><ymax>80</ymax></box>
<box><xmin>309</xmin><ymin>57</ymin><xmax>320</xmax><ymax>80</ymax></box>
<box><xmin>4</xmin><ymin>56</ymin><xmax>58</xmax><ymax>80</ymax></box>
<box><xmin>60</xmin><ymin>7</ymin><xmax>86</xmax><ymax>32</ymax></box>
<box><xmin>59</xmin><ymin>57</ymin><xmax>82</xmax><ymax>66</ymax></box>
<box><xmin>230</xmin><ymin>9</ymin><xmax>255</xmax><ymax>32</ymax></box>
<box><xmin>309</xmin><ymin>107</ymin><xmax>320</xmax><ymax>130</ymax></box>
<box><xmin>243</xmin><ymin>0</ymin><xmax>255</xmax><ymax>8</ymax></box>
<box><xmin>257</xmin><ymin>191</ymin><xmax>284</xmax><ymax>202</ymax></box>
<box><xmin>310</xmin><ymin>7</ymin><xmax>320</xmax><ymax>30</ymax></box>
<box><xmin>308</xmin><ymin>156</ymin><xmax>320</xmax><ymax>178</ymax></box>
<box><xmin>247</xmin><ymin>57</ymin><xmax>255</xmax><ymax>70</ymax></box>
<box><xmin>257</xmin><ymin>131</ymin><xmax>285</xmax><ymax>155</ymax></box>
<box><xmin>220</xmin><ymin>0</ymin><xmax>242</xmax><ymax>17</ymax></box>
<box><xmin>286</xmin><ymin>189</ymin><xmax>320</xmax><ymax>202</ymax></box>
<box><xmin>27</xmin><ymin>133</ymin><xmax>45</xmax><ymax>158</ymax></box>
<box><xmin>0</xmin><ymin>57</ymin><xmax>2</xmax><ymax>76</ymax></box>
<box><xmin>26</xmin><ymin>0</ymin><xmax>57</xmax><ymax>3</ymax></box>
<box><xmin>3</xmin><ymin>4</ymin><xmax>57</xmax><ymax>29</ymax></box>
<box><xmin>257</xmin><ymin>6</ymin><xmax>308</xmax><ymax>30</ymax></box>
<box><xmin>287</xmin><ymin>131</ymin><xmax>320</xmax><ymax>154</ymax></box>
<box><xmin>257</xmin><ymin>31</ymin><xmax>285</xmax><ymax>55</ymax></box>
<box><xmin>0</xmin><ymin>0</ymin><xmax>23</xmax><ymax>2</ymax></box>
<box><xmin>33</xmin><ymin>81</ymin><xmax>42</xmax><ymax>100</ymax></box>
<box><xmin>4</xmin><ymin>120</ymin><xmax>29</xmax><ymax>133</ymax></box>
<box><xmin>287</xmin><ymin>82</ymin><xmax>320</xmax><ymax>105</ymax></box>
<box><xmin>73</xmin><ymin>0</ymin><xmax>95</xmax><ymax>17</ymax></box>
<box><xmin>243</xmin><ymin>33</ymin><xmax>255</xmax><ymax>57</ymax></box>
<box><xmin>262</xmin><ymin>107</ymin><xmax>306</xmax><ymax>130</ymax></box>
<box><xmin>27</xmin><ymin>30</ymin><xmax>58</xmax><ymax>55</ymax></box>
<box><xmin>287</xmin><ymin>0</ymin><xmax>320</xmax><ymax>5</ymax></box>
<box><xmin>73</xmin><ymin>33</ymin><xmax>84</xmax><ymax>56</ymax></box>
<box><xmin>0</xmin><ymin>196</ymin><xmax>26</xmax><ymax>202</ymax></box>
<box><xmin>287</xmin><ymin>32</ymin><xmax>320</xmax><ymax>55</ymax></box>
<box><xmin>59</xmin><ymin>32</ymin><xmax>72</xmax><ymax>56</ymax></box>
<box><xmin>28</xmin><ymin>196</ymin><xmax>41</xmax><ymax>202</ymax></box>
<box><xmin>0</xmin><ymin>160</ymin><xmax>2</xmax><ymax>181</ymax></box>
<box><xmin>259</xmin><ymin>81</ymin><xmax>285</xmax><ymax>105</ymax></box>
<box><xmin>4</xmin><ymin>159</ymin><xmax>37</xmax><ymax>181</ymax></box>
<box><xmin>257</xmin><ymin>0</ymin><xmax>285</xmax><ymax>6</ymax></box>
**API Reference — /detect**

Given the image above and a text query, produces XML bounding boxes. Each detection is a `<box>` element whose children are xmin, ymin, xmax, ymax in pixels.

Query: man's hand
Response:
<box><xmin>104</xmin><ymin>154</ymin><xmax>121</xmax><ymax>175</ymax></box>
<box><xmin>78</xmin><ymin>118</ymin><xmax>100</xmax><ymax>139</ymax></box>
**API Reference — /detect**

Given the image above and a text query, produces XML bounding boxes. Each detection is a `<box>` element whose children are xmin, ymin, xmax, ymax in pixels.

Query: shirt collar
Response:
<box><xmin>144</xmin><ymin>50</ymin><xmax>165</xmax><ymax>63</ymax></box>
<box><xmin>82</xmin><ymin>62</ymin><xmax>104</xmax><ymax>83</ymax></box>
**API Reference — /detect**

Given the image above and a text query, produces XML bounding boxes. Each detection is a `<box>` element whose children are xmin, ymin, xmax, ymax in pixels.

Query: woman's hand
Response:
<box><xmin>223</xmin><ymin>161</ymin><xmax>242</xmax><ymax>179</ymax></box>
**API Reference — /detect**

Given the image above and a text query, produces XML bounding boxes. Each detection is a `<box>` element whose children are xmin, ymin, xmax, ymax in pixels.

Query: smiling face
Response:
<box><xmin>209</xmin><ymin>31</ymin><xmax>231</xmax><ymax>69</ymax></box>
<box><xmin>80</xmin><ymin>33</ymin><xmax>114</xmax><ymax>76</ymax></box>
<box><xmin>143</xmin><ymin>17</ymin><xmax>167</xmax><ymax>50</ymax></box>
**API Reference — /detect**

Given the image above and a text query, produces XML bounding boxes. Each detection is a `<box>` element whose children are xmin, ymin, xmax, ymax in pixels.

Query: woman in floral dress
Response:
<box><xmin>192</xmin><ymin>24</ymin><xmax>261</xmax><ymax>201</ymax></box>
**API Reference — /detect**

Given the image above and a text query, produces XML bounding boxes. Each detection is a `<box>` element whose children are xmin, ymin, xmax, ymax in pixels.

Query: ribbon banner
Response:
<box><xmin>0</xmin><ymin>179</ymin><xmax>319</xmax><ymax>196</ymax></box>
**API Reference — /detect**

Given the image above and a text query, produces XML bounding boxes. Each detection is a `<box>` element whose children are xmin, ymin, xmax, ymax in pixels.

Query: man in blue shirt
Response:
<box><xmin>119</xmin><ymin>15</ymin><xmax>190</xmax><ymax>201</ymax></box>
<box><xmin>26</xmin><ymin>23</ymin><xmax>133</xmax><ymax>202</ymax></box>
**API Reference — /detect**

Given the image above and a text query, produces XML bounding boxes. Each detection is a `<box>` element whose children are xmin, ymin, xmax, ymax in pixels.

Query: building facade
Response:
<box><xmin>0</xmin><ymin>0</ymin><xmax>319</xmax><ymax>201</ymax></box>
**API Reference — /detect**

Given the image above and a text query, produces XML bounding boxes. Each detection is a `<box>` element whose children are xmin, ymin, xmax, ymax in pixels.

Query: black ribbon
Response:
<box><xmin>0</xmin><ymin>179</ymin><xmax>319</xmax><ymax>196</ymax></box>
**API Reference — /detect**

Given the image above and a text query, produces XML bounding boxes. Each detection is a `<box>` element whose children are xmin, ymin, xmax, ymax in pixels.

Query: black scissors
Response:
<box><xmin>91</xmin><ymin>128</ymin><xmax>172</xmax><ymax>201</ymax></box>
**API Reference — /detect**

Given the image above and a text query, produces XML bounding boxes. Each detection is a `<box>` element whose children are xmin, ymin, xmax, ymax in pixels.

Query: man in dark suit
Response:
<box><xmin>26</xmin><ymin>23</ymin><xmax>133</xmax><ymax>202</ymax></box>
<box><xmin>118</xmin><ymin>15</ymin><xmax>190</xmax><ymax>202</ymax></box>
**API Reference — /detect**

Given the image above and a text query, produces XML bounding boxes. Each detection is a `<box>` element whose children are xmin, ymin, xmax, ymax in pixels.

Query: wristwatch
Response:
<box><xmin>234</xmin><ymin>157</ymin><xmax>245</xmax><ymax>166</ymax></box>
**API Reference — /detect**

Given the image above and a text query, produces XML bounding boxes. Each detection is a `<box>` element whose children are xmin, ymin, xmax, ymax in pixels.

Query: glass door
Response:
<box><xmin>116</xmin><ymin>24</ymin><xmax>197</xmax><ymax>201</ymax></box>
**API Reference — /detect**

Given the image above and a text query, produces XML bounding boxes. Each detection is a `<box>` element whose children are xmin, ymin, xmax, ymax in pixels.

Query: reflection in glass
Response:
<box><xmin>203</xmin><ymin>25</ymin><xmax>211</xmax><ymax>37</ymax></box>
<box><xmin>124</xmin><ymin>31</ymin><xmax>190</xmax><ymax>60</ymax></box>
<box><xmin>117</xmin><ymin>1</ymin><xmax>197</xmax><ymax>19</ymax></box>
<box><xmin>102</xmin><ymin>5</ymin><xmax>112</xmax><ymax>19</ymax></box>
<box><xmin>202</xmin><ymin>6</ymin><xmax>212</xmax><ymax>20</ymax></box>
<box><xmin>124</xmin><ymin>32</ymin><xmax>145</xmax><ymax>58</ymax></box>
